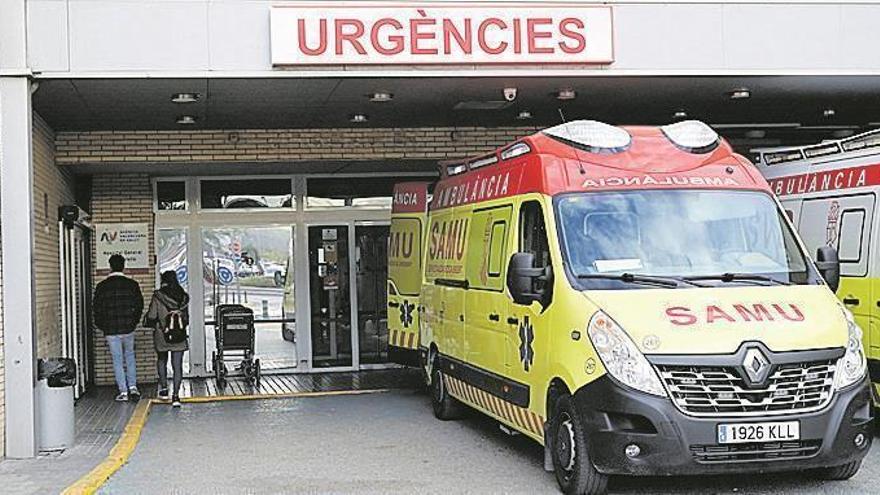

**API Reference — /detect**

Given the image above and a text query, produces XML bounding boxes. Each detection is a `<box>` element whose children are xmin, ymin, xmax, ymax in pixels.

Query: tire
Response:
<box><xmin>254</xmin><ymin>359</ymin><xmax>262</xmax><ymax>388</ymax></box>
<box><xmin>549</xmin><ymin>395</ymin><xmax>608</xmax><ymax>495</ymax></box>
<box><xmin>430</xmin><ymin>361</ymin><xmax>465</xmax><ymax>420</ymax></box>
<box><xmin>274</xmin><ymin>272</ymin><xmax>284</xmax><ymax>287</ymax></box>
<box><xmin>816</xmin><ymin>460</ymin><xmax>862</xmax><ymax>481</ymax></box>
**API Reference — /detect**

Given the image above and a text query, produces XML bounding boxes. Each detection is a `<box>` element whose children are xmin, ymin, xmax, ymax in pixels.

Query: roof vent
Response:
<box><xmin>661</xmin><ymin>120</ymin><xmax>720</xmax><ymax>154</ymax></box>
<box><xmin>543</xmin><ymin>120</ymin><xmax>631</xmax><ymax>153</ymax></box>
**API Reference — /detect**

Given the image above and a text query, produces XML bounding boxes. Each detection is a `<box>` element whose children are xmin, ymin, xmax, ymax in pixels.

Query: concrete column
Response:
<box><xmin>0</xmin><ymin>77</ymin><xmax>38</xmax><ymax>458</ymax></box>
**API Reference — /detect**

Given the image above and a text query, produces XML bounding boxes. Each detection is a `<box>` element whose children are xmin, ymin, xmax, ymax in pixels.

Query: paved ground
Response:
<box><xmin>100</xmin><ymin>390</ymin><xmax>879</xmax><ymax>494</ymax></box>
<box><xmin>0</xmin><ymin>387</ymin><xmax>140</xmax><ymax>494</ymax></box>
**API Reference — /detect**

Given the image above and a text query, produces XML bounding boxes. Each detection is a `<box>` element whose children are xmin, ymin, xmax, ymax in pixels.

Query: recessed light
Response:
<box><xmin>516</xmin><ymin>110</ymin><xmax>533</xmax><ymax>120</ymax></box>
<box><xmin>744</xmin><ymin>129</ymin><xmax>767</xmax><ymax>139</ymax></box>
<box><xmin>556</xmin><ymin>89</ymin><xmax>577</xmax><ymax>101</ymax></box>
<box><xmin>176</xmin><ymin>115</ymin><xmax>197</xmax><ymax>125</ymax></box>
<box><xmin>369</xmin><ymin>92</ymin><xmax>393</xmax><ymax>102</ymax></box>
<box><xmin>832</xmin><ymin>129</ymin><xmax>854</xmax><ymax>138</ymax></box>
<box><xmin>171</xmin><ymin>93</ymin><xmax>200</xmax><ymax>104</ymax></box>
<box><xmin>823</xmin><ymin>108</ymin><xmax>836</xmax><ymax>118</ymax></box>
<box><xmin>729</xmin><ymin>88</ymin><xmax>751</xmax><ymax>100</ymax></box>
<box><xmin>350</xmin><ymin>114</ymin><xmax>368</xmax><ymax>123</ymax></box>
<box><xmin>672</xmin><ymin>110</ymin><xmax>688</xmax><ymax>120</ymax></box>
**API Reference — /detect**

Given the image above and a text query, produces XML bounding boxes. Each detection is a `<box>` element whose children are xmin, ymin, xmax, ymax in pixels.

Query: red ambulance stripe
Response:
<box><xmin>767</xmin><ymin>162</ymin><xmax>880</xmax><ymax>197</ymax></box>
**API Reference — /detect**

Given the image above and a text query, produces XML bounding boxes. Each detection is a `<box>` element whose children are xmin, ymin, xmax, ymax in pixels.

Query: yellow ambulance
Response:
<box><xmin>389</xmin><ymin>120</ymin><xmax>873</xmax><ymax>495</ymax></box>
<box><xmin>756</xmin><ymin>130</ymin><xmax>880</xmax><ymax>405</ymax></box>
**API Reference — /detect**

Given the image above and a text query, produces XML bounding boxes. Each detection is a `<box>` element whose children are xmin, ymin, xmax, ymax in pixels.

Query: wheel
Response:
<box><xmin>274</xmin><ymin>272</ymin><xmax>284</xmax><ymax>287</ymax></box>
<box><xmin>282</xmin><ymin>325</ymin><xmax>295</xmax><ymax>342</ymax></box>
<box><xmin>430</xmin><ymin>360</ymin><xmax>465</xmax><ymax>420</ymax></box>
<box><xmin>254</xmin><ymin>359</ymin><xmax>262</xmax><ymax>388</ymax></box>
<box><xmin>816</xmin><ymin>460</ymin><xmax>862</xmax><ymax>480</ymax></box>
<box><xmin>549</xmin><ymin>395</ymin><xmax>608</xmax><ymax>495</ymax></box>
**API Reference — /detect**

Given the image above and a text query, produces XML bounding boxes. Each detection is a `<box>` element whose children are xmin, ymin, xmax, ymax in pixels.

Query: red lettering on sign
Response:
<box><xmin>371</xmin><ymin>18</ymin><xmax>404</xmax><ymax>55</ymax></box>
<box><xmin>558</xmin><ymin>18</ymin><xmax>586</xmax><ymax>54</ymax></box>
<box><xmin>767</xmin><ymin>163</ymin><xmax>876</xmax><ymax>197</ymax></box>
<box><xmin>527</xmin><ymin>18</ymin><xmax>554</xmax><ymax>54</ymax></box>
<box><xmin>298</xmin><ymin>19</ymin><xmax>327</xmax><ymax>55</ymax></box>
<box><xmin>477</xmin><ymin>18</ymin><xmax>507</xmax><ymax>55</ymax></box>
<box><xmin>335</xmin><ymin>19</ymin><xmax>367</xmax><ymax>55</ymax></box>
<box><xmin>442</xmin><ymin>18</ymin><xmax>472</xmax><ymax>54</ymax></box>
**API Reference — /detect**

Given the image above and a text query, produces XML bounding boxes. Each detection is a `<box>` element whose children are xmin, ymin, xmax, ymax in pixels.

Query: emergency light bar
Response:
<box><xmin>543</xmin><ymin>120</ymin><xmax>631</xmax><ymax>153</ymax></box>
<box><xmin>661</xmin><ymin>120</ymin><xmax>720</xmax><ymax>154</ymax></box>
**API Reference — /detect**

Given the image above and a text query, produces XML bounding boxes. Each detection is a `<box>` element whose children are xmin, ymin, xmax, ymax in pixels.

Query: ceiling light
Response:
<box><xmin>516</xmin><ymin>110</ymin><xmax>533</xmax><ymax>120</ymax></box>
<box><xmin>556</xmin><ymin>88</ymin><xmax>577</xmax><ymax>101</ymax></box>
<box><xmin>176</xmin><ymin>115</ymin><xmax>197</xmax><ymax>125</ymax></box>
<box><xmin>672</xmin><ymin>110</ymin><xmax>688</xmax><ymax>120</ymax></box>
<box><xmin>728</xmin><ymin>88</ymin><xmax>751</xmax><ymax>100</ymax></box>
<box><xmin>823</xmin><ymin>108</ymin><xmax>836</xmax><ymax>118</ymax></box>
<box><xmin>832</xmin><ymin>129</ymin><xmax>855</xmax><ymax>138</ymax></box>
<box><xmin>350</xmin><ymin>114</ymin><xmax>368</xmax><ymax>123</ymax></box>
<box><xmin>171</xmin><ymin>93</ymin><xmax>200</xmax><ymax>104</ymax></box>
<box><xmin>369</xmin><ymin>92</ymin><xmax>393</xmax><ymax>102</ymax></box>
<box><xmin>744</xmin><ymin>129</ymin><xmax>767</xmax><ymax>139</ymax></box>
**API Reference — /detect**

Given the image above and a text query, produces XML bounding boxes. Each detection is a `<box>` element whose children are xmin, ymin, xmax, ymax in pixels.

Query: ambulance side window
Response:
<box><xmin>520</xmin><ymin>201</ymin><xmax>550</xmax><ymax>269</ymax></box>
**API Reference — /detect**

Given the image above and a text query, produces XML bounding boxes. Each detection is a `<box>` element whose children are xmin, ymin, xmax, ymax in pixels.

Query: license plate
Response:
<box><xmin>717</xmin><ymin>421</ymin><xmax>800</xmax><ymax>444</ymax></box>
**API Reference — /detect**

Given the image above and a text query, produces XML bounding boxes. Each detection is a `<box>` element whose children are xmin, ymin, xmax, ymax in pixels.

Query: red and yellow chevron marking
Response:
<box><xmin>445</xmin><ymin>374</ymin><xmax>545</xmax><ymax>441</ymax></box>
<box><xmin>390</xmin><ymin>329</ymin><xmax>417</xmax><ymax>349</ymax></box>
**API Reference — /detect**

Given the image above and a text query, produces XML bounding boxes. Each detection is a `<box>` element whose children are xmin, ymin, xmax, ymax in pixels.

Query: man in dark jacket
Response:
<box><xmin>93</xmin><ymin>254</ymin><xmax>144</xmax><ymax>401</ymax></box>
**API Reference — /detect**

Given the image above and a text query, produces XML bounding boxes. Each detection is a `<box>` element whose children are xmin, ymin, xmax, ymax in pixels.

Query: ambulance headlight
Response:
<box><xmin>834</xmin><ymin>308</ymin><xmax>867</xmax><ymax>390</ymax></box>
<box><xmin>587</xmin><ymin>311</ymin><xmax>666</xmax><ymax>397</ymax></box>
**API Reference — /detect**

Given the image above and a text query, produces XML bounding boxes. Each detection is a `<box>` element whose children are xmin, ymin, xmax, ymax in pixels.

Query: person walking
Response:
<box><xmin>93</xmin><ymin>254</ymin><xmax>144</xmax><ymax>402</ymax></box>
<box><xmin>145</xmin><ymin>270</ymin><xmax>190</xmax><ymax>408</ymax></box>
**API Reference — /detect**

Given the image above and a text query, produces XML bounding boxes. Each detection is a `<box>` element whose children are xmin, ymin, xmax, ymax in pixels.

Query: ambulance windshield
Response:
<box><xmin>556</xmin><ymin>190</ymin><xmax>814</xmax><ymax>288</ymax></box>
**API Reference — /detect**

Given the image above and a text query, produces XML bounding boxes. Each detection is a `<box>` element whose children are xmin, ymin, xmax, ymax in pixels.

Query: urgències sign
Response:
<box><xmin>270</xmin><ymin>3</ymin><xmax>614</xmax><ymax>66</ymax></box>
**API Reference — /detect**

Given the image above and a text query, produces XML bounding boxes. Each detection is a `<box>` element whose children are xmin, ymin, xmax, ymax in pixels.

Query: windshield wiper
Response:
<box><xmin>577</xmin><ymin>273</ymin><xmax>690</xmax><ymax>288</ymax></box>
<box><xmin>683</xmin><ymin>273</ymin><xmax>791</xmax><ymax>286</ymax></box>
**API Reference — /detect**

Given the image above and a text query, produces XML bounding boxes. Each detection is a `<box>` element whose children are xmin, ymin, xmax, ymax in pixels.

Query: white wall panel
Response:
<box><xmin>208</xmin><ymin>1</ymin><xmax>273</xmax><ymax>70</ymax></box>
<box><xmin>68</xmin><ymin>0</ymin><xmax>210</xmax><ymax>71</ymax></box>
<box><xmin>27</xmin><ymin>0</ymin><xmax>69</xmax><ymax>72</ymax></box>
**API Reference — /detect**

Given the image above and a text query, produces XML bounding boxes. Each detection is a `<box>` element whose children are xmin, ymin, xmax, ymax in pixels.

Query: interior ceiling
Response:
<box><xmin>33</xmin><ymin>76</ymin><xmax>880</xmax><ymax>146</ymax></box>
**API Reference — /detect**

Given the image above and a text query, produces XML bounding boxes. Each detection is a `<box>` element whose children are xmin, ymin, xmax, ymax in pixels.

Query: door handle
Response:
<box><xmin>388</xmin><ymin>301</ymin><xmax>399</xmax><ymax>308</ymax></box>
<box><xmin>843</xmin><ymin>297</ymin><xmax>860</xmax><ymax>306</ymax></box>
<box><xmin>507</xmin><ymin>316</ymin><xmax>519</xmax><ymax>325</ymax></box>
<box><xmin>459</xmin><ymin>314</ymin><xmax>465</xmax><ymax>322</ymax></box>
<box><xmin>488</xmin><ymin>313</ymin><xmax>500</xmax><ymax>322</ymax></box>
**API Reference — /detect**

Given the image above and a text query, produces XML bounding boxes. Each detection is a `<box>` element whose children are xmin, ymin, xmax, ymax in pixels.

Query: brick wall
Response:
<box><xmin>33</xmin><ymin>113</ymin><xmax>76</xmax><ymax>360</ymax></box>
<box><xmin>90</xmin><ymin>174</ymin><xmax>156</xmax><ymax>388</ymax></box>
<box><xmin>55</xmin><ymin>127</ymin><xmax>539</xmax><ymax>165</ymax></box>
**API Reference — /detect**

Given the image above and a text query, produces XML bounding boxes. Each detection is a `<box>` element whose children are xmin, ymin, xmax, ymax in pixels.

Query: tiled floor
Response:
<box><xmin>0</xmin><ymin>368</ymin><xmax>422</xmax><ymax>494</ymax></box>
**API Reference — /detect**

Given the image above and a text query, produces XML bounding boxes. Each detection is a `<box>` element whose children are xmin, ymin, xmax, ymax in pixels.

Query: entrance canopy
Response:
<box><xmin>33</xmin><ymin>75</ymin><xmax>880</xmax><ymax>150</ymax></box>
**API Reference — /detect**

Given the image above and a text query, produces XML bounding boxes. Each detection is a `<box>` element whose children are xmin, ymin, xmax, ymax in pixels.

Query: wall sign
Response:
<box><xmin>96</xmin><ymin>223</ymin><xmax>149</xmax><ymax>270</ymax></box>
<box><xmin>270</xmin><ymin>3</ymin><xmax>614</xmax><ymax>66</ymax></box>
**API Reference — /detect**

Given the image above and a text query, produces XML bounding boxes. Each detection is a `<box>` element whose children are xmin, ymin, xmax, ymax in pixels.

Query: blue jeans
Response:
<box><xmin>106</xmin><ymin>333</ymin><xmax>137</xmax><ymax>393</ymax></box>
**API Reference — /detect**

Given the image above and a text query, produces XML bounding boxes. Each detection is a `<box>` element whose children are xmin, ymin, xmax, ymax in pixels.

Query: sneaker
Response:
<box><xmin>128</xmin><ymin>387</ymin><xmax>141</xmax><ymax>402</ymax></box>
<box><xmin>114</xmin><ymin>392</ymin><xmax>129</xmax><ymax>402</ymax></box>
<box><xmin>157</xmin><ymin>387</ymin><xmax>169</xmax><ymax>400</ymax></box>
<box><xmin>171</xmin><ymin>396</ymin><xmax>181</xmax><ymax>408</ymax></box>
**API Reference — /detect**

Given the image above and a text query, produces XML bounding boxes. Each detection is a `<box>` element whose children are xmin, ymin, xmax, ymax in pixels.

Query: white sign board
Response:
<box><xmin>96</xmin><ymin>223</ymin><xmax>150</xmax><ymax>270</ymax></box>
<box><xmin>271</xmin><ymin>3</ymin><xmax>614</xmax><ymax>66</ymax></box>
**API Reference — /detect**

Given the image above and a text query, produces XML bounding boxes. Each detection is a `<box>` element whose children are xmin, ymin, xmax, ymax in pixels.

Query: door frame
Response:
<box><xmin>153</xmin><ymin>174</ymin><xmax>423</xmax><ymax>375</ymax></box>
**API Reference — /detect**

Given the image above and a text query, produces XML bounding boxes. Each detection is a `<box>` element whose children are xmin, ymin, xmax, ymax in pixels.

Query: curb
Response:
<box><xmin>61</xmin><ymin>388</ymin><xmax>389</xmax><ymax>494</ymax></box>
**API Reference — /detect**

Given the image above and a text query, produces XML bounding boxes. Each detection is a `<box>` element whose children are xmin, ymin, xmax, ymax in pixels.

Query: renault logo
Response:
<box><xmin>743</xmin><ymin>347</ymin><xmax>771</xmax><ymax>384</ymax></box>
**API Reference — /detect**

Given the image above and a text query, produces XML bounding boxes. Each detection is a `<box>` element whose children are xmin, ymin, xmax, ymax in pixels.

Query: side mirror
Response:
<box><xmin>507</xmin><ymin>252</ymin><xmax>551</xmax><ymax>306</ymax></box>
<box><xmin>815</xmin><ymin>246</ymin><xmax>840</xmax><ymax>293</ymax></box>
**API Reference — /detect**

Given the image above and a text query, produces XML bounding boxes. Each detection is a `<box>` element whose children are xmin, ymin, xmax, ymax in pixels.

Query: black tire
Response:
<box><xmin>816</xmin><ymin>460</ymin><xmax>862</xmax><ymax>481</ymax></box>
<box><xmin>430</xmin><ymin>361</ymin><xmax>465</xmax><ymax>420</ymax></box>
<box><xmin>549</xmin><ymin>395</ymin><xmax>608</xmax><ymax>495</ymax></box>
<box><xmin>254</xmin><ymin>359</ymin><xmax>262</xmax><ymax>388</ymax></box>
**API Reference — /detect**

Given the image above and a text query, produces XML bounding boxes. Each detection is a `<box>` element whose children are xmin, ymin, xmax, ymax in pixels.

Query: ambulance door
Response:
<box><xmin>424</xmin><ymin>207</ymin><xmax>468</xmax><ymax>361</ymax></box>
<box><xmin>505</xmin><ymin>199</ymin><xmax>553</xmax><ymax>385</ymax></box>
<box><xmin>464</xmin><ymin>204</ymin><xmax>513</xmax><ymax>376</ymax></box>
<box><xmin>798</xmin><ymin>194</ymin><xmax>875</xmax><ymax>345</ymax></box>
<box><xmin>387</xmin><ymin>215</ymin><xmax>423</xmax><ymax>365</ymax></box>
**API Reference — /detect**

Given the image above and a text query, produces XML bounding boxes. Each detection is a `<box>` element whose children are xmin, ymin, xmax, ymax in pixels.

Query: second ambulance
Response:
<box><xmin>388</xmin><ymin>120</ymin><xmax>874</xmax><ymax>494</ymax></box>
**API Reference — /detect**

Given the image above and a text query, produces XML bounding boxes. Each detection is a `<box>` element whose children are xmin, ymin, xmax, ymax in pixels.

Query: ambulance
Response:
<box><xmin>757</xmin><ymin>130</ymin><xmax>880</xmax><ymax>405</ymax></box>
<box><xmin>388</xmin><ymin>120</ymin><xmax>873</xmax><ymax>495</ymax></box>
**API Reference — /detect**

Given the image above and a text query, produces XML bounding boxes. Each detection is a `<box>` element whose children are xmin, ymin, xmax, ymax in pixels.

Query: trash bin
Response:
<box><xmin>37</xmin><ymin>358</ymin><xmax>76</xmax><ymax>451</ymax></box>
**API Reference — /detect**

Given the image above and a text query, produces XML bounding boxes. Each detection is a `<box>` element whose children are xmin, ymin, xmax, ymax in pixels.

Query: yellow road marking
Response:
<box><xmin>62</xmin><ymin>388</ymin><xmax>389</xmax><ymax>494</ymax></box>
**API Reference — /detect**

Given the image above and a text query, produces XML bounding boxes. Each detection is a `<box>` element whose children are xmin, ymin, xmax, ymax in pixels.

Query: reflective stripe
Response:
<box><xmin>442</xmin><ymin>372</ymin><xmax>544</xmax><ymax>438</ymax></box>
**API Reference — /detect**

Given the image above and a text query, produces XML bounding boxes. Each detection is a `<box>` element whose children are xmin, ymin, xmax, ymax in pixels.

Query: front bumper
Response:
<box><xmin>573</xmin><ymin>375</ymin><xmax>873</xmax><ymax>476</ymax></box>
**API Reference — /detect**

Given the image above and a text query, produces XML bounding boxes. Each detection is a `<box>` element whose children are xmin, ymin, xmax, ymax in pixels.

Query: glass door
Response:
<box><xmin>308</xmin><ymin>225</ymin><xmax>353</xmax><ymax>368</ymax></box>
<box><xmin>202</xmin><ymin>226</ymin><xmax>297</xmax><ymax>372</ymax></box>
<box><xmin>355</xmin><ymin>225</ymin><xmax>391</xmax><ymax>365</ymax></box>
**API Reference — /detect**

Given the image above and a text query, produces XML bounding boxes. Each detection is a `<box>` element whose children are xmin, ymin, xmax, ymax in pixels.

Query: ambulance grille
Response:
<box><xmin>657</xmin><ymin>360</ymin><xmax>836</xmax><ymax>417</ymax></box>
<box><xmin>690</xmin><ymin>440</ymin><xmax>822</xmax><ymax>464</ymax></box>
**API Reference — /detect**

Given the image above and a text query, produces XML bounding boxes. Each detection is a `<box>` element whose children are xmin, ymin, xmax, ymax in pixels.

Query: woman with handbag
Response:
<box><xmin>145</xmin><ymin>270</ymin><xmax>190</xmax><ymax>407</ymax></box>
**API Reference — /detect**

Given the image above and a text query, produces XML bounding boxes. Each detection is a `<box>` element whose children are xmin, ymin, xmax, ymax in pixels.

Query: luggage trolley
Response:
<box><xmin>212</xmin><ymin>304</ymin><xmax>261</xmax><ymax>388</ymax></box>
